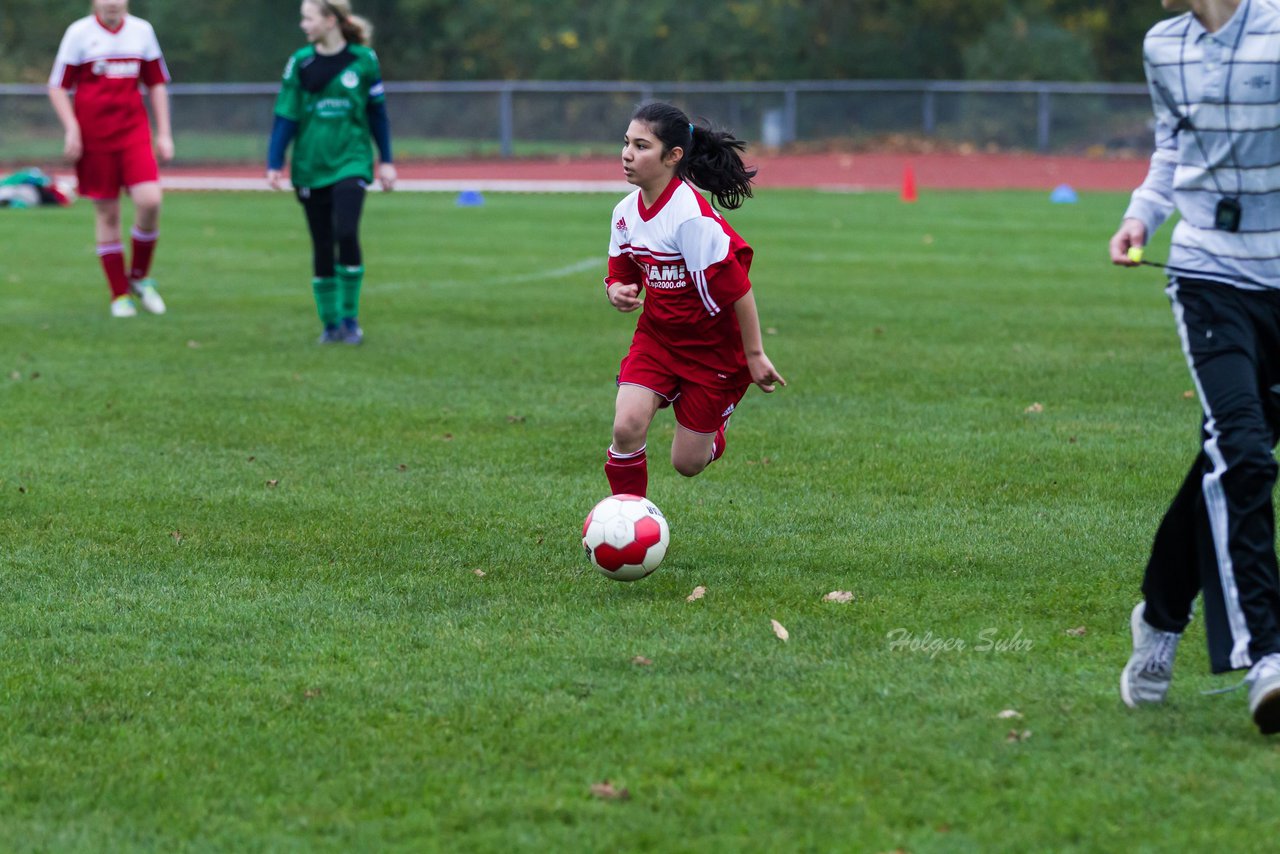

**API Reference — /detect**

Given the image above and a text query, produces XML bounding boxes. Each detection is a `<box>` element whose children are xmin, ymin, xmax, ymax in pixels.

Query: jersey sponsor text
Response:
<box><xmin>92</xmin><ymin>59</ymin><xmax>141</xmax><ymax>78</ymax></box>
<box><xmin>643</xmin><ymin>262</ymin><xmax>689</xmax><ymax>289</ymax></box>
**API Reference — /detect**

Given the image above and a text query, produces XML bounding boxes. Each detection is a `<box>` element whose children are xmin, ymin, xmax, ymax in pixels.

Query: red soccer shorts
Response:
<box><xmin>618</xmin><ymin>340</ymin><xmax>749</xmax><ymax>435</ymax></box>
<box><xmin>76</xmin><ymin>143</ymin><xmax>159</xmax><ymax>200</ymax></box>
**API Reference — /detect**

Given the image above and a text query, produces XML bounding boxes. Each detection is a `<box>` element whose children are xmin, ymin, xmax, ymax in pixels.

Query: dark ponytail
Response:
<box><xmin>632</xmin><ymin>101</ymin><xmax>757</xmax><ymax>210</ymax></box>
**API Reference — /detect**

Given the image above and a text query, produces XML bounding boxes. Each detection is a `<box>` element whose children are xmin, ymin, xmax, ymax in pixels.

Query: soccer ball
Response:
<box><xmin>582</xmin><ymin>494</ymin><xmax>670</xmax><ymax>581</ymax></box>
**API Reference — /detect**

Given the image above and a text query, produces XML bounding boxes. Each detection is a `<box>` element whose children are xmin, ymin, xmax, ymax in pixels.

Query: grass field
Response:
<box><xmin>3</xmin><ymin>187</ymin><xmax>1277</xmax><ymax>851</ymax></box>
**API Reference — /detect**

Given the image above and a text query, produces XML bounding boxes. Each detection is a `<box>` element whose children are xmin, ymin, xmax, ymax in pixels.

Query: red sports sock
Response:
<box><xmin>709</xmin><ymin>422</ymin><xmax>728</xmax><ymax>463</ymax></box>
<box><xmin>129</xmin><ymin>226</ymin><xmax>158</xmax><ymax>280</ymax></box>
<box><xmin>605</xmin><ymin>444</ymin><xmax>648</xmax><ymax>497</ymax></box>
<box><xmin>97</xmin><ymin>242</ymin><xmax>131</xmax><ymax>297</ymax></box>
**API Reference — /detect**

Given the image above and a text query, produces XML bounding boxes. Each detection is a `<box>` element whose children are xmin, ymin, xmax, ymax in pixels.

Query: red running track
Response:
<box><xmin>162</xmin><ymin>150</ymin><xmax>1151</xmax><ymax>192</ymax></box>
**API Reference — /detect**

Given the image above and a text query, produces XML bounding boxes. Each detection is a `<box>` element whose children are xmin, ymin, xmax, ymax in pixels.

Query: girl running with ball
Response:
<box><xmin>602</xmin><ymin>102</ymin><xmax>786</xmax><ymax>498</ymax></box>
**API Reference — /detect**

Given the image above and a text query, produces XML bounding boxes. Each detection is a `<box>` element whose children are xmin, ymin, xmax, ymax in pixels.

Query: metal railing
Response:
<box><xmin>0</xmin><ymin>79</ymin><xmax>1153</xmax><ymax>162</ymax></box>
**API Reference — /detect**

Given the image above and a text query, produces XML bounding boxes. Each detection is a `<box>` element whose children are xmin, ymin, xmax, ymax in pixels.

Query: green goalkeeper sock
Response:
<box><xmin>311</xmin><ymin>276</ymin><xmax>339</xmax><ymax>328</ymax></box>
<box><xmin>337</xmin><ymin>264</ymin><xmax>364</xmax><ymax>321</ymax></box>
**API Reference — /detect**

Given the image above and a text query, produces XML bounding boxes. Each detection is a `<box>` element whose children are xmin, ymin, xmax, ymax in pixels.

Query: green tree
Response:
<box><xmin>963</xmin><ymin>6</ymin><xmax>1098</xmax><ymax>81</ymax></box>
<box><xmin>0</xmin><ymin>0</ymin><xmax>1181</xmax><ymax>84</ymax></box>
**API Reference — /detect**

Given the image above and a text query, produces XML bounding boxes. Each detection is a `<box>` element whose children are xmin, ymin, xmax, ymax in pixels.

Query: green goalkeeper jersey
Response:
<box><xmin>273</xmin><ymin>44</ymin><xmax>385</xmax><ymax>189</ymax></box>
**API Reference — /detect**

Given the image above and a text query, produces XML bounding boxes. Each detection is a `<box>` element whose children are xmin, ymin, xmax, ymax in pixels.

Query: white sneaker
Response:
<box><xmin>1246</xmin><ymin>653</ymin><xmax>1280</xmax><ymax>734</ymax></box>
<box><xmin>1120</xmin><ymin>602</ymin><xmax>1182</xmax><ymax>707</ymax></box>
<box><xmin>130</xmin><ymin>278</ymin><xmax>166</xmax><ymax>315</ymax></box>
<box><xmin>110</xmin><ymin>295</ymin><xmax>138</xmax><ymax>318</ymax></box>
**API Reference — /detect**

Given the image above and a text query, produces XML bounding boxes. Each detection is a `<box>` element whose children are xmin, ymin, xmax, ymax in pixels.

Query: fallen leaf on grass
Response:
<box><xmin>1183</xmin><ymin>390</ymin><xmax>1195</xmax><ymax>399</ymax></box>
<box><xmin>398</xmin><ymin>463</ymin><xmax>408</xmax><ymax>472</ymax></box>
<box><xmin>472</xmin><ymin>569</ymin><xmax>486</xmax><ymax>577</ymax></box>
<box><xmin>1065</xmin><ymin>626</ymin><xmax>1087</xmax><ymax>637</ymax></box>
<box><xmin>771</xmin><ymin>619</ymin><xmax>790</xmax><ymax>642</ymax></box>
<box><xmin>823</xmin><ymin>591</ymin><xmax>854</xmax><ymax>603</ymax></box>
<box><xmin>186</xmin><ymin>340</ymin><xmax>201</xmax><ymax>349</ymax></box>
<box><xmin>996</xmin><ymin>709</ymin><xmax>1022</xmax><ymax>720</ymax></box>
<box><xmin>631</xmin><ymin>656</ymin><xmax>652</xmax><ymax>666</ymax></box>
<box><xmin>686</xmin><ymin>586</ymin><xmax>707</xmax><ymax>602</ymax></box>
<box><xmin>590</xmin><ymin>780</ymin><xmax>630</xmax><ymax>800</ymax></box>
<box><xmin>1024</xmin><ymin>402</ymin><xmax>1044</xmax><ymax>414</ymax></box>
<box><xmin>1006</xmin><ymin>729</ymin><xmax>1032</xmax><ymax>743</ymax></box>
<box><xmin>170</xmin><ymin>531</ymin><xmax>184</xmax><ymax>544</ymax></box>
<box><xmin>265</xmin><ymin>479</ymin><xmax>279</xmax><ymax>488</ymax></box>
<box><xmin>303</xmin><ymin>688</ymin><xmax>322</xmax><ymax>700</ymax></box>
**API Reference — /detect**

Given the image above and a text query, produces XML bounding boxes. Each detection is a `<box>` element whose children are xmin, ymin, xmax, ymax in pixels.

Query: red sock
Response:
<box><xmin>97</xmin><ymin>242</ymin><xmax>130</xmax><ymax>297</ymax></box>
<box><xmin>129</xmin><ymin>226</ymin><xmax>158</xmax><ymax>280</ymax></box>
<box><xmin>709</xmin><ymin>422</ymin><xmax>728</xmax><ymax>464</ymax></box>
<box><xmin>605</xmin><ymin>444</ymin><xmax>648</xmax><ymax>497</ymax></box>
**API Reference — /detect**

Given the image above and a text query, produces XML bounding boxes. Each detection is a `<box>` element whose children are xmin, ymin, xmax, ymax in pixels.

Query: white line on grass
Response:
<box><xmin>367</xmin><ymin>257</ymin><xmax>603</xmax><ymax>294</ymax></box>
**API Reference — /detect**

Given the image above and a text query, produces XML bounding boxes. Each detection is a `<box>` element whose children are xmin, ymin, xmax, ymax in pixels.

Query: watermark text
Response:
<box><xmin>885</xmin><ymin>627</ymin><xmax>1033</xmax><ymax>659</ymax></box>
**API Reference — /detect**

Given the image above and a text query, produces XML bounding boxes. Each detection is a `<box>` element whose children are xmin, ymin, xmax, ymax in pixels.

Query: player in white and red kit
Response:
<box><xmin>603</xmin><ymin>102</ymin><xmax>786</xmax><ymax>498</ymax></box>
<box><xmin>48</xmin><ymin>0</ymin><xmax>173</xmax><ymax>318</ymax></box>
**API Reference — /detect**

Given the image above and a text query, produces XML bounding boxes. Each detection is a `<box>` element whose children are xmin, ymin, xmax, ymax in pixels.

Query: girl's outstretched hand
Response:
<box><xmin>748</xmin><ymin>353</ymin><xmax>786</xmax><ymax>393</ymax></box>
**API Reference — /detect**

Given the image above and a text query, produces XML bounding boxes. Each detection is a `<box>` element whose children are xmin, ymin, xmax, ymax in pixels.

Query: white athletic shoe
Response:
<box><xmin>1120</xmin><ymin>602</ymin><xmax>1182</xmax><ymax>707</ymax></box>
<box><xmin>130</xmin><ymin>278</ymin><xmax>166</xmax><ymax>315</ymax></box>
<box><xmin>1247</xmin><ymin>653</ymin><xmax>1280</xmax><ymax>734</ymax></box>
<box><xmin>110</xmin><ymin>295</ymin><xmax>138</xmax><ymax>318</ymax></box>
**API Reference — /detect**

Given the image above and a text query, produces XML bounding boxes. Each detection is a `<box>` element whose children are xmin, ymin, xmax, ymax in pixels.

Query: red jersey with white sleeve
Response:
<box><xmin>606</xmin><ymin>177</ymin><xmax>754</xmax><ymax>385</ymax></box>
<box><xmin>49</xmin><ymin>14</ymin><xmax>170</xmax><ymax>152</ymax></box>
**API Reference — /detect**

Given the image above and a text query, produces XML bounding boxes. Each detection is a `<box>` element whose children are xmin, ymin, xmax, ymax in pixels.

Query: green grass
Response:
<box><xmin>2</xmin><ymin>189</ymin><xmax>1274</xmax><ymax>852</ymax></box>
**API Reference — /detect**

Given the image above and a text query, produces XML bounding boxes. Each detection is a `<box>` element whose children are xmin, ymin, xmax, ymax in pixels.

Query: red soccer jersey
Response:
<box><xmin>606</xmin><ymin>177</ymin><xmax>754</xmax><ymax>384</ymax></box>
<box><xmin>49</xmin><ymin>14</ymin><xmax>170</xmax><ymax>152</ymax></box>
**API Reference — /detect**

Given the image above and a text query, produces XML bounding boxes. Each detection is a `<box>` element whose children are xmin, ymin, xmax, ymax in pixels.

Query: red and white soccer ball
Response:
<box><xmin>582</xmin><ymin>494</ymin><xmax>670</xmax><ymax>581</ymax></box>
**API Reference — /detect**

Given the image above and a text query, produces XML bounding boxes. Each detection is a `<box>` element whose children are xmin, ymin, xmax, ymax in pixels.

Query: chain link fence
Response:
<box><xmin>0</xmin><ymin>79</ymin><xmax>1153</xmax><ymax>165</ymax></box>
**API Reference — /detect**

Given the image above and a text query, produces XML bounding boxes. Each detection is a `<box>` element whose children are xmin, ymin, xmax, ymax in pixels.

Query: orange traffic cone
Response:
<box><xmin>900</xmin><ymin>164</ymin><xmax>917</xmax><ymax>203</ymax></box>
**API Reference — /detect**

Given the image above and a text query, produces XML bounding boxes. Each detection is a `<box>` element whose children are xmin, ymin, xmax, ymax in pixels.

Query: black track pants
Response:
<box><xmin>1143</xmin><ymin>277</ymin><xmax>1280</xmax><ymax>673</ymax></box>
